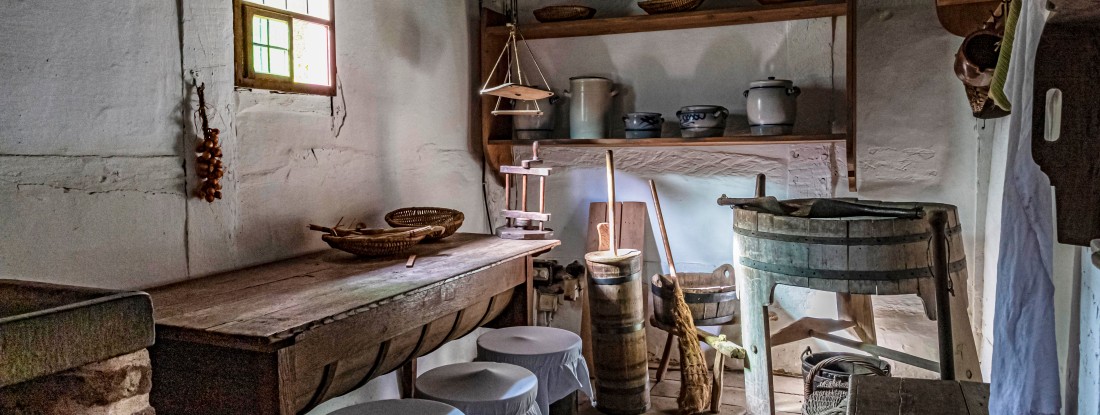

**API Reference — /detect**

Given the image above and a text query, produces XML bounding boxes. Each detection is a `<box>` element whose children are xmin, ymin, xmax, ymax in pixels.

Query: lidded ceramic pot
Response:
<box><xmin>623</xmin><ymin>112</ymin><xmax>663</xmax><ymax>139</ymax></box>
<box><xmin>744</xmin><ymin>77</ymin><xmax>800</xmax><ymax>135</ymax></box>
<box><xmin>565</xmin><ymin>77</ymin><xmax>617</xmax><ymax>139</ymax></box>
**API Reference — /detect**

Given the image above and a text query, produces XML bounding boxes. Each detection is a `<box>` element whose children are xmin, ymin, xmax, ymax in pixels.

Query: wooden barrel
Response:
<box><xmin>651</xmin><ymin>264</ymin><xmax>738</xmax><ymax>327</ymax></box>
<box><xmin>732</xmin><ymin>201</ymin><xmax>966</xmax><ymax>319</ymax></box>
<box><xmin>585</xmin><ymin>249</ymin><xmax>650</xmax><ymax>415</ymax></box>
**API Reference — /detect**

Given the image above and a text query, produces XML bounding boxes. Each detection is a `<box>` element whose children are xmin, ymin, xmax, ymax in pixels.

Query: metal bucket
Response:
<box><xmin>800</xmin><ymin>349</ymin><xmax>891</xmax><ymax>392</ymax></box>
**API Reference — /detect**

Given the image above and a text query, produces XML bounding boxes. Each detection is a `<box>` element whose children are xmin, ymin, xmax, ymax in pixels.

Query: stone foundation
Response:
<box><xmin>0</xmin><ymin>349</ymin><xmax>154</xmax><ymax>415</ymax></box>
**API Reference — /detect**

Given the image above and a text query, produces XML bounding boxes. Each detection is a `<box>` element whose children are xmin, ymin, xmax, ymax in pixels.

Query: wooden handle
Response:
<box><xmin>605</xmin><ymin>150</ymin><xmax>618</xmax><ymax>256</ymax></box>
<box><xmin>755</xmin><ymin>173</ymin><xmax>766</xmax><ymax>197</ymax></box>
<box><xmin>648</xmin><ymin>180</ymin><xmax>677</xmax><ymax>278</ymax></box>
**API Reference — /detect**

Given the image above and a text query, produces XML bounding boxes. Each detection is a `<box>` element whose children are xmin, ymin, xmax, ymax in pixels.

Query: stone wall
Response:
<box><xmin>0</xmin><ymin>350</ymin><xmax>154</xmax><ymax>415</ymax></box>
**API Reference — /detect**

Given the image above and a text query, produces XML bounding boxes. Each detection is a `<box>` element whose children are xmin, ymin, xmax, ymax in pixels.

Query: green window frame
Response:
<box><xmin>234</xmin><ymin>0</ymin><xmax>336</xmax><ymax>96</ymax></box>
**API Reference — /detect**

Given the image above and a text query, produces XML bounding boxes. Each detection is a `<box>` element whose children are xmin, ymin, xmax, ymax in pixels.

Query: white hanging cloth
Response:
<box><xmin>990</xmin><ymin>1</ymin><xmax>1060</xmax><ymax>414</ymax></box>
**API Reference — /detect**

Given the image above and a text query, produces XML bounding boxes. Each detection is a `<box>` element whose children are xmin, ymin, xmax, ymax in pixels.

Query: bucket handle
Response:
<box><xmin>804</xmin><ymin>355</ymin><xmax>889</xmax><ymax>396</ymax></box>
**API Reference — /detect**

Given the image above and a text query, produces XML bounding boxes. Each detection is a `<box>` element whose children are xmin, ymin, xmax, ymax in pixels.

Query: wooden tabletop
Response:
<box><xmin>149</xmin><ymin>234</ymin><xmax>558</xmax><ymax>348</ymax></box>
<box><xmin>848</xmin><ymin>377</ymin><xmax>989</xmax><ymax>415</ymax></box>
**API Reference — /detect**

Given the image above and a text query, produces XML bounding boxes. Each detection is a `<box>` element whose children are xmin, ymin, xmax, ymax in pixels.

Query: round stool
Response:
<box><xmin>415</xmin><ymin>362</ymin><xmax>540</xmax><ymax>415</ymax></box>
<box><xmin>476</xmin><ymin>326</ymin><xmax>593</xmax><ymax>415</ymax></box>
<box><xmin>327</xmin><ymin>399</ymin><xmax>464</xmax><ymax>415</ymax></box>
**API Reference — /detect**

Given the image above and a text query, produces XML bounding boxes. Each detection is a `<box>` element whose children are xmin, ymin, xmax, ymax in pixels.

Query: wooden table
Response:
<box><xmin>148</xmin><ymin>233</ymin><xmax>558</xmax><ymax>415</ymax></box>
<box><xmin>848</xmin><ymin>377</ymin><xmax>990</xmax><ymax>414</ymax></box>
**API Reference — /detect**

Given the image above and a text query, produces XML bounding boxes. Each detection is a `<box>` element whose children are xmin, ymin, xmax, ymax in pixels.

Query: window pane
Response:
<box><xmin>253</xmin><ymin>45</ymin><xmax>270</xmax><ymax>73</ymax></box>
<box><xmin>293</xmin><ymin>19</ymin><xmax>330</xmax><ymax>86</ymax></box>
<box><xmin>269</xmin><ymin>48</ymin><xmax>290</xmax><ymax>77</ymax></box>
<box><xmin>244</xmin><ymin>0</ymin><xmax>288</xmax><ymax>10</ymax></box>
<box><xmin>287</xmin><ymin>0</ymin><xmax>308</xmax><ymax>15</ymax></box>
<box><xmin>267</xmin><ymin>18</ymin><xmax>290</xmax><ymax>49</ymax></box>
<box><xmin>306</xmin><ymin>0</ymin><xmax>330</xmax><ymax>20</ymax></box>
<box><xmin>253</xmin><ymin>16</ymin><xmax>268</xmax><ymax>45</ymax></box>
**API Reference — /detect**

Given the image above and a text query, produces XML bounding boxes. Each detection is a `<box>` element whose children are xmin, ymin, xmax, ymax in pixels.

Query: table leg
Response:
<box><xmin>398</xmin><ymin>359</ymin><xmax>417</xmax><ymax>399</ymax></box>
<box><xmin>711</xmin><ymin>352</ymin><xmax>725</xmax><ymax>413</ymax></box>
<box><xmin>656</xmin><ymin>333</ymin><xmax>675</xmax><ymax>383</ymax></box>
<box><xmin>741</xmin><ymin>276</ymin><xmax>776</xmax><ymax>415</ymax></box>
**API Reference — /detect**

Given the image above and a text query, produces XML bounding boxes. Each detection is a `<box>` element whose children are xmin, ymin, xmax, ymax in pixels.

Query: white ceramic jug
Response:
<box><xmin>564</xmin><ymin>77</ymin><xmax>617</xmax><ymax>139</ymax></box>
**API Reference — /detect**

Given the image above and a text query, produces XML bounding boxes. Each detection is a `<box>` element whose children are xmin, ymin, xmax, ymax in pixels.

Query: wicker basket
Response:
<box><xmin>385</xmin><ymin>207</ymin><xmax>464</xmax><ymax>241</ymax></box>
<box><xmin>321</xmin><ymin>226</ymin><xmax>444</xmax><ymax>257</ymax></box>
<box><xmin>637</xmin><ymin>0</ymin><xmax>705</xmax><ymax>14</ymax></box>
<box><xmin>533</xmin><ymin>5</ymin><xmax>597</xmax><ymax>22</ymax></box>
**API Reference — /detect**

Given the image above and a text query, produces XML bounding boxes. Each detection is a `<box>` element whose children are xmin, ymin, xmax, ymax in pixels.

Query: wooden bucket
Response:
<box><xmin>732</xmin><ymin>201</ymin><xmax>966</xmax><ymax>318</ymax></box>
<box><xmin>651</xmin><ymin>264</ymin><xmax>738</xmax><ymax>327</ymax></box>
<box><xmin>585</xmin><ymin>249</ymin><xmax>650</xmax><ymax>415</ymax></box>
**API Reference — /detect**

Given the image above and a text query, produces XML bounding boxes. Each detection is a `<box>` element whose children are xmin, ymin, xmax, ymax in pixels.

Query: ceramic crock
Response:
<box><xmin>677</xmin><ymin>105</ymin><xmax>728</xmax><ymax>138</ymax></box>
<box><xmin>744</xmin><ymin>77</ymin><xmax>800</xmax><ymax>135</ymax></box>
<box><xmin>565</xmin><ymin>77</ymin><xmax>617</xmax><ymax>139</ymax></box>
<box><xmin>513</xmin><ymin>96</ymin><xmax>558</xmax><ymax>140</ymax></box>
<box><xmin>623</xmin><ymin>112</ymin><xmax>663</xmax><ymax>139</ymax></box>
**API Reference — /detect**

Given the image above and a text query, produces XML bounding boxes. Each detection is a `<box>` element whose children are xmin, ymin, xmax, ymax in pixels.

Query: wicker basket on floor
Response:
<box><xmin>385</xmin><ymin>207</ymin><xmax>464</xmax><ymax>241</ymax></box>
<box><xmin>637</xmin><ymin>0</ymin><xmax>705</xmax><ymax>14</ymax></box>
<box><xmin>321</xmin><ymin>226</ymin><xmax>444</xmax><ymax>257</ymax></box>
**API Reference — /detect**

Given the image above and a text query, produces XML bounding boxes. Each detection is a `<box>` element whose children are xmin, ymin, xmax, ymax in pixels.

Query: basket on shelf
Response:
<box><xmin>385</xmin><ymin>207</ymin><xmax>465</xmax><ymax>241</ymax></box>
<box><xmin>637</xmin><ymin>0</ymin><xmax>705</xmax><ymax>14</ymax></box>
<box><xmin>317</xmin><ymin>226</ymin><xmax>445</xmax><ymax>257</ymax></box>
<box><xmin>533</xmin><ymin>5</ymin><xmax>596</xmax><ymax>22</ymax></box>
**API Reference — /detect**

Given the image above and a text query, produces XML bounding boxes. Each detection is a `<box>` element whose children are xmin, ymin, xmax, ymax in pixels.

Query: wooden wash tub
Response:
<box><xmin>651</xmin><ymin>263</ymin><xmax>738</xmax><ymax>327</ymax></box>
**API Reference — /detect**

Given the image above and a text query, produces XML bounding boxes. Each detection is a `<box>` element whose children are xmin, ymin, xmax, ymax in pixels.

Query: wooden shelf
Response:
<box><xmin>485</xmin><ymin>0</ymin><xmax>847</xmax><ymax>40</ymax></box>
<box><xmin>488</xmin><ymin>134</ymin><xmax>846</xmax><ymax>148</ymax></box>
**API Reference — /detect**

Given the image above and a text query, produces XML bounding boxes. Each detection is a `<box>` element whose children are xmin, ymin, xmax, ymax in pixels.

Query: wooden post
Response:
<box><xmin>930</xmin><ymin>210</ymin><xmax>955</xmax><ymax>380</ymax></box>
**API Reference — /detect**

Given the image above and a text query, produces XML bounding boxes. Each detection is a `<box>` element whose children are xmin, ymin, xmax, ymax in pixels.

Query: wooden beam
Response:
<box><xmin>486</xmin><ymin>0</ymin><xmax>847</xmax><ymax>40</ymax></box>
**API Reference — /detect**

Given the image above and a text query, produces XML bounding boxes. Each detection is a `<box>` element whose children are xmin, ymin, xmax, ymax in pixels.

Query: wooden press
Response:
<box><xmin>497</xmin><ymin>142</ymin><xmax>553</xmax><ymax>240</ymax></box>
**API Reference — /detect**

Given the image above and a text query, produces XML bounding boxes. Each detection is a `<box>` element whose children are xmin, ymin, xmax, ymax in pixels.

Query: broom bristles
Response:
<box><xmin>672</xmin><ymin>279</ymin><xmax>711</xmax><ymax>414</ymax></box>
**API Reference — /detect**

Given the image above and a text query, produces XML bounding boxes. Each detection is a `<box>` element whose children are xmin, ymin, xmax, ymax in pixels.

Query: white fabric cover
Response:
<box><xmin>327</xmin><ymin>399</ymin><xmax>464</xmax><ymax>415</ymax></box>
<box><xmin>415</xmin><ymin>362</ymin><xmax>541</xmax><ymax>415</ymax></box>
<box><xmin>476</xmin><ymin>326</ymin><xmax>595</xmax><ymax>415</ymax></box>
<box><xmin>990</xmin><ymin>1</ymin><xmax>1060</xmax><ymax>414</ymax></box>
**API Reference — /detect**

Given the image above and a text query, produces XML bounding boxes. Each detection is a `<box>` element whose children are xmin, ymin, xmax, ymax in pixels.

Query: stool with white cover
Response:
<box><xmin>476</xmin><ymin>326</ymin><xmax>593</xmax><ymax>415</ymax></box>
<box><xmin>327</xmin><ymin>399</ymin><xmax>464</xmax><ymax>415</ymax></box>
<box><xmin>415</xmin><ymin>362</ymin><xmax>541</xmax><ymax>415</ymax></box>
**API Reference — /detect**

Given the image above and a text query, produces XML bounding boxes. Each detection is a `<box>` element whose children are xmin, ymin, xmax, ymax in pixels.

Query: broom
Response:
<box><xmin>649</xmin><ymin>179</ymin><xmax>711</xmax><ymax>414</ymax></box>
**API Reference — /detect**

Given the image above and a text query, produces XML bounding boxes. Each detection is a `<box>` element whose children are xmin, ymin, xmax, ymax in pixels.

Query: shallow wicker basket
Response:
<box><xmin>637</xmin><ymin>0</ymin><xmax>705</xmax><ymax>14</ymax></box>
<box><xmin>385</xmin><ymin>207</ymin><xmax>465</xmax><ymax>241</ymax></box>
<box><xmin>321</xmin><ymin>226</ymin><xmax>444</xmax><ymax>257</ymax></box>
<box><xmin>533</xmin><ymin>5</ymin><xmax>597</xmax><ymax>22</ymax></box>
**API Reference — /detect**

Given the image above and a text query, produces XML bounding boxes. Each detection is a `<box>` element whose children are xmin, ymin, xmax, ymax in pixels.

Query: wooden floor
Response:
<box><xmin>579</xmin><ymin>366</ymin><xmax>805</xmax><ymax>415</ymax></box>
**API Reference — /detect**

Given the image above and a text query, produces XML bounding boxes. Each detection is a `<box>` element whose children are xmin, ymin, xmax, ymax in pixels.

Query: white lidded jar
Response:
<box><xmin>744</xmin><ymin>77</ymin><xmax>801</xmax><ymax>135</ymax></box>
<box><xmin>565</xmin><ymin>77</ymin><xmax>617</xmax><ymax>139</ymax></box>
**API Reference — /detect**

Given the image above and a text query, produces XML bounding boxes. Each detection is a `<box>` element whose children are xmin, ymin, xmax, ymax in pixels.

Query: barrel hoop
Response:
<box><xmin>650</xmin><ymin>284</ymin><xmax>738</xmax><ymax>302</ymax></box>
<box><xmin>590</xmin><ymin>273</ymin><xmax>639</xmax><ymax>285</ymax></box>
<box><xmin>739</xmin><ymin>257</ymin><xmax>967</xmax><ymax>281</ymax></box>
<box><xmin>593</xmin><ymin>322</ymin><xmax>644</xmax><ymax>334</ymax></box>
<box><xmin>596</xmin><ymin>384</ymin><xmax>649</xmax><ymax>395</ymax></box>
<box><xmin>733</xmin><ymin>224</ymin><xmax>962</xmax><ymax>246</ymax></box>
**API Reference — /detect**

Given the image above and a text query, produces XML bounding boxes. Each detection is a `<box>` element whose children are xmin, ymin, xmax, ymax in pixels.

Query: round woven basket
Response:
<box><xmin>322</xmin><ymin>226</ymin><xmax>443</xmax><ymax>257</ymax></box>
<box><xmin>637</xmin><ymin>0</ymin><xmax>705</xmax><ymax>14</ymax></box>
<box><xmin>533</xmin><ymin>5</ymin><xmax>596</xmax><ymax>22</ymax></box>
<box><xmin>385</xmin><ymin>207</ymin><xmax>464</xmax><ymax>241</ymax></box>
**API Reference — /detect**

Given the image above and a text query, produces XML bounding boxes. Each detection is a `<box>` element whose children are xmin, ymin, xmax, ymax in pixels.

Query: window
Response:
<box><xmin>234</xmin><ymin>0</ymin><xmax>335</xmax><ymax>96</ymax></box>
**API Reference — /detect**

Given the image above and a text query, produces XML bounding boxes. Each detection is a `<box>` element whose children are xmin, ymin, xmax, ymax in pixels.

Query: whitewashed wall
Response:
<box><xmin>1</xmin><ymin>1</ymin><xmax>488</xmax><ymax>412</ymax></box>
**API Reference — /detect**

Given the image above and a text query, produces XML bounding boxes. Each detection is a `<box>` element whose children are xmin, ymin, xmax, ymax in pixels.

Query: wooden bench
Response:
<box><xmin>848</xmin><ymin>377</ymin><xmax>990</xmax><ymax>415</ymax></box>
<box><xmin>147</xmin><ymin>233</ymin><xmax>558</xmax><ymax>415</ymax></box>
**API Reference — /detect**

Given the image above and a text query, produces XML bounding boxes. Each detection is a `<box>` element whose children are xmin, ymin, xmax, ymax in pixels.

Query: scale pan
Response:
<box><xmin>481</xmin><ymin>83</ymin><xmax>555</xmax><ymax>100</ymax></box>
<box><xmin>491</xmin><ymin>109</ymin><xmax>544</xmax><ymax>116</ymax></box>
